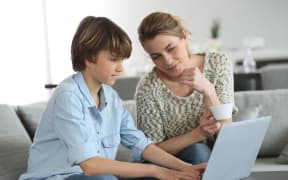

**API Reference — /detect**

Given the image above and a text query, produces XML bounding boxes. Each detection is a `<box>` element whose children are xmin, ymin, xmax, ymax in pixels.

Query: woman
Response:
<box><xmin>136</xmin><ymin>11</ymin><xmax>236</xmax><ymax>165</ymax></box>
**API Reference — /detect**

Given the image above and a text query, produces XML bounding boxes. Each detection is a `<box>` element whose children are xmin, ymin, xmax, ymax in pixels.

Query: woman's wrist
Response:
<box><xmin>203</xmin><ymin>84</ymin><xmax>220</xmax><ymax>107</ymax></box>
<box><xmin>203</xmin><ymin>83</ymin><xmax>215</xmax><ymax>98</ymax></box>
<box><xmin>190</xmin><ymin>127</ymin><xmax>206</xmax><ymax>142</ymax></box>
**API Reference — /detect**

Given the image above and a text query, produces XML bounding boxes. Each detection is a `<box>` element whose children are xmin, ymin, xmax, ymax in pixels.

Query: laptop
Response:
<box><xmin>202</xmin><ymin>116</ymin><xmax>271</xmax><ymax>180</ymax></box>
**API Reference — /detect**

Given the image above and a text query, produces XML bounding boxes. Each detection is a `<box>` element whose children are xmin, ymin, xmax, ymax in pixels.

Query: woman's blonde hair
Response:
<box><xmin>138</xmin><ymin>12</ymin><xmax>191</xmax><ymax>45</ymax></box>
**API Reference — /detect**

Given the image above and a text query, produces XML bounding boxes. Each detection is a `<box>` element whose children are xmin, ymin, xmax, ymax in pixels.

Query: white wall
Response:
<box><xmin>0</xmin><ymin>0</ymin><xmax>287</xmax><ymax>104</ymax></box>
<box><xmin>46</xmin><ymin>0</ymin><xmax>288</xmax><ymax>82</ymax></box>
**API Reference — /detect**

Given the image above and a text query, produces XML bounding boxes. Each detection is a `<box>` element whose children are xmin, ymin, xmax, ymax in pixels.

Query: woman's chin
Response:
<box><xmin>171</xmin><ymin>68</ymin><xmax>184</xmax><ymax>77</ymax></box>
<box><xmin>165</xmin><ymin>71</ymin><xmax>182</xmax><ymax>80</ymax></box>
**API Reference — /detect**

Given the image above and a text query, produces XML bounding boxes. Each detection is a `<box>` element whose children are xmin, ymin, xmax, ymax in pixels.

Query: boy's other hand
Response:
<box><xmin>157</xmin><ymin>166</ymin><xmax>201</xmax><ymax>180</ymax></box>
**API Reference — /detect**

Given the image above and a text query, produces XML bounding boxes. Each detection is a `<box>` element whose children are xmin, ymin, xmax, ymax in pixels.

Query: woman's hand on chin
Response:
<box><xmin>177</xmin><ymin>67</ymin><xmax>213</xmax><ymax>94</ymax></box>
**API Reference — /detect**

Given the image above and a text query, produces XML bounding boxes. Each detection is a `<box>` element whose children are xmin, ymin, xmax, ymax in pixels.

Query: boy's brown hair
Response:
<box><xmin>71</xmin><ymin>16</ymin><xmax>132</xmax><ymax>71</ymax></box>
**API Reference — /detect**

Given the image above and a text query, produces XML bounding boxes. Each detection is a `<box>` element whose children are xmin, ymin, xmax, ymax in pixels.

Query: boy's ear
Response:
<box><xmin>84</xmin><ymin>58</ymin><xmax>93</xmax><ymax>70</ymax></box>
<box><xmin>84</xmin><ymin>58</ymin><xmax>90</xmax><ymax>66</ymax></box>
<box><xmin>85</xmin><ymin>56</ymin><xmax>97</xmax><ymax>66</ymax></box>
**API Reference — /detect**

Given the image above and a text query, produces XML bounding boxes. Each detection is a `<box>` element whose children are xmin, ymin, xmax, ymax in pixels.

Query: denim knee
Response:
<box><xmin>176</xmin><ymin>143</ymin><xmax>211</xmax><ymax>164</ymax></box>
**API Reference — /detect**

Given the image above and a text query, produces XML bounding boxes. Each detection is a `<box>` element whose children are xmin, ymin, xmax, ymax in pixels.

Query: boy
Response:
<box><xmin>20</xmin><ymin>16</ymin><xmax>204</xmax><ymax>180</ymax></box>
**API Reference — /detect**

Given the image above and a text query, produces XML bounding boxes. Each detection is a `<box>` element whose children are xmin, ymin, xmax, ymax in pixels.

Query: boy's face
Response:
<box><xmin>84</xmin><ymin>50</ymin><xmax>124</xmax><ymax>86</ymax></box>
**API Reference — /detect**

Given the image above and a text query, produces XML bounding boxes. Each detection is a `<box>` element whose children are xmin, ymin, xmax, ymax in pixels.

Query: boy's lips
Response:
<box><xmin>111</xmin><ymin>74</ymin><xmax>122</xmax><ymax>79</ymax></box>
<box><xmin>111</xmin><ymin>75</ymin><xmax>118</xmax><ymax>79</ymax></box>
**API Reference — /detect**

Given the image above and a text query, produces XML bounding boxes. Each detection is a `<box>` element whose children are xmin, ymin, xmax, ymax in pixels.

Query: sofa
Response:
<box><xmin>260</xmin><ymin>64</ymin><xmax>288</xmax><ymax>90</ymax></box>
<box><xmin>1</xmin><ymin>89</ymin><xmax>288</xmax><ymax>180</ymax></box>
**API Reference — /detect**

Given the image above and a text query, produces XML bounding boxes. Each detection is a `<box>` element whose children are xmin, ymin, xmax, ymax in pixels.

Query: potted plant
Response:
<box><xmin>205</xmin><ymin>19</ymin><xmax>223</xmax><ymax>52</ymax></box>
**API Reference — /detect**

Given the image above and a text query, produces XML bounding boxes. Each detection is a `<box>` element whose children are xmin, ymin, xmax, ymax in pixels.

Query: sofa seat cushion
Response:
<box><xmin>0</xmin><ymin>104</ymin><xmax>31</xmax><ymax>180</ymax></box>
<box><xmin>17</xmin><ymin>102</ymin><xmax>46</xmax><ymax>140</ymax></box>
<box><xmin>234</xmin><ymin>89</ymin><xmax>288</xmax><ymax>157</ymax></box>
<box><xmin>277</xmin><ymin>144</ymin><xmax>288</xmax><ymax>164</ymax></box>
<box><xmin>253</xmin><ymin>158</ymin><xmax>288</xmax><ymax>172</ymax></box>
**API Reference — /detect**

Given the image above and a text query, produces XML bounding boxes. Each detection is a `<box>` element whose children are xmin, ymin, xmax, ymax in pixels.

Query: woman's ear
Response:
<box><xmin>182</xmin><ymin>31</ymin><xmax>191</xmax><ymax>45</ymax></box>
<box><xmin>182</xmin><ymin>30</ymin><xmax>190</xmax><ymax>39</ymax></box>
<box><xmin>182</xmin><ymin>31</ymin><xmax>190</xmax><ymax>47</ymax></box>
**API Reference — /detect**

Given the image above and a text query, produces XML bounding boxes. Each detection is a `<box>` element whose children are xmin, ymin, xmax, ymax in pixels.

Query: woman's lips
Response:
<box><xmin>167</xmin><ymin>64</ymin><xmax>177</xmax><ymax>71</ymax></box>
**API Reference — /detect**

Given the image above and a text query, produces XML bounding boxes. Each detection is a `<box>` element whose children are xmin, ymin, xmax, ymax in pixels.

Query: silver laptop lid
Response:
<box><xmin>202</xmin><ymin>116</ymin><xmax>271</xmax><ymax>180</ymax></box>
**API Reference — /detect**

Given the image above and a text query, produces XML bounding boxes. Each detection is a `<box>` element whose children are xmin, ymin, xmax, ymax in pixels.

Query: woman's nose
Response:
<box><xmin>163</xmin><ymin>53</ymin><xmax>173</xmax><ymax>65</ymax></box>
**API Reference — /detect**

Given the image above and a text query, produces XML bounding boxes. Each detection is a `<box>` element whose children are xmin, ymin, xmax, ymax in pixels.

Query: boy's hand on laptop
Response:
<box><xmin>192</xmin><ymin>163</ymin><xmax>207</xmax><ymax>176</ymax></box>
<box><xmin>157</xmin><ymin>166</ymin><xmax>201</xmax><ymax>180</ymax></box>
<box><xmin>199</xmin><ymin>111</ymin><xmax>221</xmax><ymax>138</ymax></box>
<box><xmin>182</xmin><ymin>162</ymin><xmax>207</xmax><ymax>175</ymax></box>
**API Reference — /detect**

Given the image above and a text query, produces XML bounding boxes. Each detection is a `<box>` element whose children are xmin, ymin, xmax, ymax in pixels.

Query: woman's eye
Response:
<box><xmin>151</xmin><ymin>55</ymin><xmax>161</xmax><ymax>60</ymax></box>
<box><xmin>168</xmin><ymin>47</ymin><xmax>175</xmax><ymax>52</ymax></box>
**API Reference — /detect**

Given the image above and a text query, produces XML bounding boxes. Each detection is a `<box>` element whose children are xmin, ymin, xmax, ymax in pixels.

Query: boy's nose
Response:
<box><xmin>116</xmin><ymin>62</ymin><xmax>124</xmax><ymax>72</ymax></box>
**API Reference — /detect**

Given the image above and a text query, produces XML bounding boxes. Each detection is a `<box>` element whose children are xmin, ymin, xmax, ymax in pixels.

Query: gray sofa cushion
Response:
<box><xmin>234</xmin><ymin>89</ymin><xmax>288</xmax><ymax>157</ymax></box>
<box><xmin>113</xmin><ymin>76</ymin><xmax>140</xmax><ymax>100</ymax></box>
<box><xmin>123</xmin><ymin>100</ymin><xmax>137</xmax><ymax>123</ymax></box>
<box><xmin>17</xmin><ymin>102</ymin><xmax>46</xmax><ymax>140</ymax></box>
<box><xmin>115</xmin><ymin>100</ymin><xmax>138</xmax><ymax>161</ymax></box>
<box><xmin>260</xmin><ymin>64</ymin><xmax>288</xmax><ymax>90</ymax></box>
<box><xmin>253</xmin><ymin>157</ymin><xmax>288</xmax><ymax>172</ymax></box>
<box><xmin>277</xmin><ymin>144</ymin><xmax>288</xmax><ymax>164</ymax></box>
<box><xmin>0</xmin><ymin>104</ymin><xmax>31</xmax><ymax>180</ymax></box>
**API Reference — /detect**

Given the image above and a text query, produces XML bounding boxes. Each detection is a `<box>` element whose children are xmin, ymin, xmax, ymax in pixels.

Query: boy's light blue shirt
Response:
<box><xmin>20</xmin><ymin>72</ymin><xmax>153</xmax><ymax>180</ymax></box>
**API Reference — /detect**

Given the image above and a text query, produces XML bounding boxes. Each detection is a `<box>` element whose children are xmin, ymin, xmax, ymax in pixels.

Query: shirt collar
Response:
<box><xmin>73</xmin><ymin>72</ymin><xmax>107</xmax><ymax>109</ymax></box>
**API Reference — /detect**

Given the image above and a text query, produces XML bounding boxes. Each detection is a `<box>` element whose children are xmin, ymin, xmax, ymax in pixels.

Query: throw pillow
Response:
<box><xmin>276</xmin><ymin>143</ymin><xmax>288</xmax><ymax>164</ymax></box>
<box><xmin>235</xmin><ymin>90</ymin><xmax>288</xmax><ymax>157</ymax></box>
<box><xmin>17</xmin><ymin>102</ymin><xmax>46</xmax><ymax>140</ymax></box>
<box><xmin>0</xmin><ymin>104</ymin><xmax>31</xmax><ymax>179</ymax></box>
<box><xmin>233</xmin><ymin>105</ymin><xmax>262</xmax><ymax>122</ymax></box>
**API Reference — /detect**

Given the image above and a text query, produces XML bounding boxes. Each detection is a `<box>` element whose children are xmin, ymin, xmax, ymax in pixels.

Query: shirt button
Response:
<box><xmin>97</xmin><ymin>150</ymin><xmax>100</xmax><ymax>153</ymax></box>
<box><xmin>96</xmin><ymin>131</ymin><xmax>100</xmax><ymax>134</ymax></box>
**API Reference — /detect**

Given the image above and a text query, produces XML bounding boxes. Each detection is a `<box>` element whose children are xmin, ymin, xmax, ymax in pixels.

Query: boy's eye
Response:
<box><xmin>111</xmin><ymin>57</ymin><xmax>123</xmax><ymax>62</ymax></box>
<box><xmin>110</xmin><ymin>55</ymin><xmax>121</xmax><ymax>61</ymax></box>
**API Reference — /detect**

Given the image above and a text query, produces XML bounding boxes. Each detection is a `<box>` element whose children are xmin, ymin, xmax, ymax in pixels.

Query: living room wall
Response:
<box><xmin>46</xmin><ymin>0</ymin><xmax>288</xmax><ymax>82</ymax></box>
<box><xmin>0</xmin><ymin>0</ymin><xmax>287</xmax><ymax>105</ymax></box>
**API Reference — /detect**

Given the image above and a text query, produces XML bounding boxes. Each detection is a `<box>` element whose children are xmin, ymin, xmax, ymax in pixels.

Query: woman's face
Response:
<box><xmin>143</xmin><ymin>34</ymin><xmax>190</xmax><ymax>78</ymax></box>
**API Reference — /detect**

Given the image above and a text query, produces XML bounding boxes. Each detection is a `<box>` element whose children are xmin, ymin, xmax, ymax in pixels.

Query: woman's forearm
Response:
<box><xmin>203</xmin><ymin>84</ymin><xmax>221</xmax><ymax>107</ymax></box>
